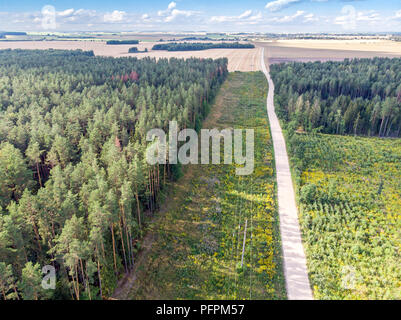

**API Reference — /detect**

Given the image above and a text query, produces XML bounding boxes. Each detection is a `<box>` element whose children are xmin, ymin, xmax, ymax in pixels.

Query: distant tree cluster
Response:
<box><xmin>179</xmin><ymin>37</ymin><xmax>238</xmax><ymax>41</ymax></box>
<box><xmin>180</xmin><ymin>37</ymin><xmax>216</xmax><ymax>41</ymax></box>
<box><xmin>106</xmin><ymin>40</ymin><xmax>140</xmax><ymax>45</ymax></box>
<box><xmin>152</xmin><ymin>42</ymin><xmax>255</xmax><ymax>51</ymax></box>
<box><xmin>270</xmin><ymin>58</ymin><xmax>401</xmax><ymax>137</ymax></box>
<box><xmin>0</xmin><ymin>49</ymin><xmax>228</xmax><ymax>300</ymax></box>
<box><xmin>128</xmin><ymin>47</ymin><xmax>148</xmax><ymax>53</ymax></box>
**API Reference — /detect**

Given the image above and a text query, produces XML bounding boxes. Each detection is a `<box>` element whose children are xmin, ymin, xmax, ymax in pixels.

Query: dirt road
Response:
<box><xmin>260</xmin><ymin>48</ymin><xmax>313</xmax><ymax>300</ymax></box>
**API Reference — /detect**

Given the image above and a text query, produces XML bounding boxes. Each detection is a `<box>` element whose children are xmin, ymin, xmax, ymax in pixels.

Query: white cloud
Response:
<box><xmin>104</xmin><ymin>10</ymin><xmax>126</xmax><ymax>22</ymax></box>
<box><xmin>238</xmin><ymin>10</ymin><xmax>253</xmax><ymax>19</ymax></box>
<box><xmin>271</xmin><ymin>10</ymin><xmax>306</xmax><ymax>23</ymax></box>
<box><xmin>74</xmin><ymin>9</ymin><xmax>94</xmax><ymax>16</ymax></box>
<box><xmin>334</xmin><ymin>16</ymin><xmax>346</xmax><ymax>25</ymax></box>
<box><xmin>29</xmin><ymin>8</ymin><xmax>98</xmax><ymax>29</ymax></box>
<box><xmin>57</xmin><ymin>9</ymin><xmax>74</xmax><ymax>17</ymax></box>
<box><xmin>158</xmin><ymin>2</ymin><xmax>177</xmax><ymax>16</ymax></box>
<box><xmin>165</xmin><ymin>9</ymin><xmax>194</xmax><ymax>22</ymax></box>
<box><xmin>303</xmin><ymin>13</ymin><xmax>318</xmax><ymax>22</ymax></box>
<box><xmin>249</xmin><ymin>12</ymin><xmax>263</xmax><ymax>21</ymax></box>
<box><xmin>391</xmin><ymin>10</ymin><xmax>401</xmax><ymax>20</ymax></box>
<box><xmin>211</xmin><ymin>10</ymin><xmax>263</xmax><ymax>24</ymax></box>
<box><xmin>168</xmin><ymin>2</ymin><xmax>177</xmax><ymax>10</ymax></box>
<box><xmin>265</xmin><ymin>0</ymin><xmax>300</xmax><ymax>12</ymax></box>
<box><xmin>155</xmin><ymin>2</ymin><xmax>197</xmax><ymax>22</ymax></box>
<box><xmin>54</xmin><ymin>8</ymin><xmax>96</xmax><ymax>18</ymax></box>
<box><xmin>335</xmin><ymin>9</ymin><xmax>380</xmax><ymax>30</ymax></box>
<box><xmin>356</xmin><ymin>11</ymin><xmax>380</xmax><ymax>22</ymax></box>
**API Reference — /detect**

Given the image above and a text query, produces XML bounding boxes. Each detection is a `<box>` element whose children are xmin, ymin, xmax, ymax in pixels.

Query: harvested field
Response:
<box><xmin>0</xmin><ymin>40</ymin><xmax>262</xmax><ymax>72</ymax></box>
<box><xmin>255</xmin><ymin>40</ymin><xmax>401</xmax><ymax>65</ymax></box>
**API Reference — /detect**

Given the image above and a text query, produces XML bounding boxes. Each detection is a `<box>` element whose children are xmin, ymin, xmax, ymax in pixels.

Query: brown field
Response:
<box><xmin>0</xmin><ymin>40</ymin><xmax>262</xmax><ymax>72</ymax></box>
<box><xmin>255</xmin><ymin>40</ymin><xmax>401</xmax><ymax>65</ymax></box>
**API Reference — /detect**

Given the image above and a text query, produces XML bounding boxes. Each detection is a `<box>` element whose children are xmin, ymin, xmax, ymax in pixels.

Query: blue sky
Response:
<box><xmin>1</xmin><ymin>0</ymin><xmax>401</xmax><ymax>32</ymax></box>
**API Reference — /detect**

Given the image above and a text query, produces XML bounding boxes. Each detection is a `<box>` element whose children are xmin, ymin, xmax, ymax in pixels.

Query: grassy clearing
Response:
<box><xmin>288</xmin><ymin>133</ymin><xmax>401</xmax><ymax>299</ymax></box>
<box><xmin>122</xmin><ymin>72</ymin><xmax>286</xmax><ymax>300</ymax></box>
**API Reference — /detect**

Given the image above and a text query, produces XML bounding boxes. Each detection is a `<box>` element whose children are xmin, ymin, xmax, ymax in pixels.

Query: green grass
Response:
<box><xmin>125</xmin><ymin>72</ymin><xmax>286</xmax><ymax>300</ymax></box>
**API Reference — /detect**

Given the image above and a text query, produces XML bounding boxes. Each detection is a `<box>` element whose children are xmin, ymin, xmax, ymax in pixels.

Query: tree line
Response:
<box><xmin>270</xmin><ymin>58</ymin><xmax>401</xmax><ymax>137</ymax></box>
<box><xmin>0</xmin><ymin>49</ymin><xmax>228</xmax><ymax>300</ymax></box>
<box><xmin>179</xmin><ymin>37</ymin><xmax>239</xmax><ymax>41</ymax></box>
<box><xmin>152</xmin><ymin>42</ymin><xmax>255</xmax><ymax>51</ymax></box>
<box><xmin>106</xmin><ymin>40</ymin><xmax>140</xmax><ymax>45</ymax></box>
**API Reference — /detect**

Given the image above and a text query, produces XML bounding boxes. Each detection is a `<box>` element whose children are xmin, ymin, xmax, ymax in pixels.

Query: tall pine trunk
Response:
<box><xmin>118</xmin><ymin>220</ymin><xmax>128</xmax><ymax>273</ymax></box>
<box><xmin>135</xmin><ymin>192</ymin><xmax>141</xmax><ymax>231</ymax></box>
<box><xmin>36</xmin><ymin>162</ymin><xmax>42</xmax><ymax>188</ymax></box>
<box><xmin>96</xmin><ymin>245</ymin><xmax>103</xmax><ymax>299</ymax></box>
<box><xmin>110</xmin><ymin>224</ymin><xmax>117</xmax><ymax>274</ymax></box>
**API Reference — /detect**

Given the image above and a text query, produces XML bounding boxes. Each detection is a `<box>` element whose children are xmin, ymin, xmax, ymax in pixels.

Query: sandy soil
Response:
<box><xmin>0</xmin><ymin>40</ymin><xmax>262</xmax><ymax>72</ymax></box>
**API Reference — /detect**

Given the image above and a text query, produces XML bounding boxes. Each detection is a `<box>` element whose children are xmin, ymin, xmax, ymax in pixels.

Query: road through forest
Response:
<box><xmin>260</xmin><ymin>47</ymin><xmax>314</xmax><ymax>300</ymax></box>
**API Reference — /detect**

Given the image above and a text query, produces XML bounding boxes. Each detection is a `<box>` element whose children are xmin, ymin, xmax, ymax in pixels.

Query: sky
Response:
<box><xmin>1</xmin><ymin>0</ymin><xmax>401</xmax><ymax>33</ymax></box>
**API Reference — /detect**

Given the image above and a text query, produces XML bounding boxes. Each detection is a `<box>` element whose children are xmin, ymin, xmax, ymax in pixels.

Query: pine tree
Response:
<box><xmin>0</xmin><ymin>262</ymin><xmax>19</xmax><ymax>300</ymax></box>
<box><xmin>0</xmin><ymin>142</ymin><xmax>33</xmax><ymax>208</ymax></box>
<box><xmin>26</xmin><ymin>141</ymin><xmax>44</xmax><ymax>187</ymax></box>
<box><xmin>19</xmin><ymin>262</ymin><xmax>50</xmax><ymax>300</ymax></box>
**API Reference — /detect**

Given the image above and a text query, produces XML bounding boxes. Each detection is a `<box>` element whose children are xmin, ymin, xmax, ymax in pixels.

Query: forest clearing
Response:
<box><xmin>115</xmin><ymin>72</ymin><xmax>286</xmax><ymax>300</ymax></box>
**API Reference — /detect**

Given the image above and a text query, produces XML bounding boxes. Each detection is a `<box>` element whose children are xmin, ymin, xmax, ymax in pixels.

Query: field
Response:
<box><xmin>114</xmin><ymin>72</ymin><xmax>286</xmax><ymax>300</ymax></box>
<box><xmin>287</xmin><ymin>133</ymin><xmax>401</xmax><ymax>299</ymax></box>
<box><xmin>0</xmin><ymin>40</ymin><xmax>261</xmax><ymax>72</ymax></box>
<box><xmin>3</xmin><ymin>38</ymin><xmax>401</xmax><ymax>72</ymax></box>
<box><xmin>257</xmin><ymin>40</ymin><xmax>401</xmax><ymax>64</ymax></box>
